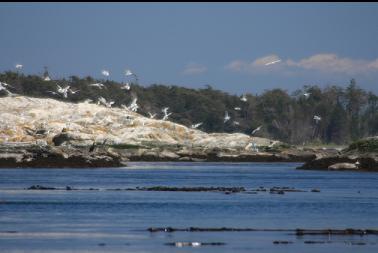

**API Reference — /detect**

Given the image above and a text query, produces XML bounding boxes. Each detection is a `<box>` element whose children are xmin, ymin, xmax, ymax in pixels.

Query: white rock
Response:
<box><xmin>0</xmin><ymin>96</ymin><xmax>276</xmax><ymax>150</ymax></box>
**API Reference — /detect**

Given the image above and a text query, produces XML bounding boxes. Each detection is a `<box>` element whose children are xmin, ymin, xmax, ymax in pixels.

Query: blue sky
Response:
<box><xmin>1</xmin><ymin>3</ymin><xmax>378</xmax><ymax>94</ymax></box>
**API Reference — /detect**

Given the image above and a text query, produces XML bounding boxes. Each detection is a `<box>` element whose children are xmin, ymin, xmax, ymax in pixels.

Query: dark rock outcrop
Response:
<box><xmin>52</xmin><ymin>132</ymin><xmax>73</xmax><ymax>146</ymax></box>
<box><xmin>0</xmin><ymin>143</ymin><xmax>124</xmax><ymax>168</ymax></box>
<box><xmin>27</xmin><ymin>185</ymin><xmax>56</xmax><ymax>190</ymax></box>
<box><xmin>297</xmin><ymin>137</ymin><xmax>378</xmax><ymax>172</ymax></box>
<box><xmin>297</xmin><ymin>154</ymin><xmax>378</xmax><ymax>172</ymax></box>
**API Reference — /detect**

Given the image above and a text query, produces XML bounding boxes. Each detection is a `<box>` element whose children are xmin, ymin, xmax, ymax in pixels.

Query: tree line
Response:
<box><xmin>0</xmin><ymin>71</ymin><xmax>377</xmax><ymax>145</ymax></box>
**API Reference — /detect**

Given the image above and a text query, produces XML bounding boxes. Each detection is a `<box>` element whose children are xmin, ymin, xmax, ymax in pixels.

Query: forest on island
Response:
<box><xmin>1</xmin><ymin>71</ymin><xmax>377</xmax><ymax>145</ymax></box>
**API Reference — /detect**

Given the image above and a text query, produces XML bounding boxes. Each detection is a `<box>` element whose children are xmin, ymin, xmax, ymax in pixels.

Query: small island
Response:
<box><xmin>0</xmin><ymin>95</ymin><xmax>327</xmax><ymax>167</ymax></box>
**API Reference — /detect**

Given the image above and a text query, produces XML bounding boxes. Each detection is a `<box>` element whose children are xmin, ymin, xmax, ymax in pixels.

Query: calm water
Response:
<box><xmin>0</xmin><ymin>162</ymin><xmax>377</xmax><ymax>253</ymax></box>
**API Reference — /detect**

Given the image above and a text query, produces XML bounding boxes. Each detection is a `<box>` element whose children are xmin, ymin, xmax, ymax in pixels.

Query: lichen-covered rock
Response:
<box><xmin>0</xmin><ymin>96</ymin><xmax>273</xmax><ymax>150</ymax></box>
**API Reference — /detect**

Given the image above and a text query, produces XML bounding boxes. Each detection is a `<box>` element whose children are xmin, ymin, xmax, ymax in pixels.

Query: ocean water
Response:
<box><xmin>0</xmin><ymin>162</ymin><xmax>377</xmax><ymax>253</ymax></box>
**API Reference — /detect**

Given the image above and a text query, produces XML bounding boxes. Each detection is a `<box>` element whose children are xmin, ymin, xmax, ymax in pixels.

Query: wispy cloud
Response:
<box><xmin>182</xmin><ymin>63</ymin><xmax>207</xmax><ymax>75</ymax></box>
<box><xmin>225</xmin><ymin>60</ymin><xmax>246</xmax><ymax>72</ymax></box>
<box><xmin>286</xmin><ymin>54</ymin><xmax>378</xmax><ymax>74</ymax></box>
<box><xmin>226</xmin><ymin>53</ymin><xmax>378</xmax><ymax>75</ymax></box>
<box><xmin>225</xmin><ymin>54</ymin><xmax>283</xmax><ymax>73</ymax></box>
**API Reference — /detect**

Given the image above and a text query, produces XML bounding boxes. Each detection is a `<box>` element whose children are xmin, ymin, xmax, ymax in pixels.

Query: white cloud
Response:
<box><xmin>226</xmin><ymin>53</ymin><xmax>378</xmax><ymax>75</ymax></box>
<box><xmin>286</xmin><ymin>54</ymin><xmax>375</xmax><ymax>74</ymax></box>
<box><xmin>225</xmin><ymin>54</ymin><xmax>283</xmax><ymax>73</ymax></box>
<box><xmin>225</xmin><ymin>60</ymin><xmax>246</xmax><ymax>72</ymax></box>
<box><xmin>367</xmin><ymin>58</ymin><xmax>378</xmax><ymax>70</ymax></box>
<box><xmin>182</xmin><ymin>63</ymin><xmax>207</xmax><ymax>75</ymax></box>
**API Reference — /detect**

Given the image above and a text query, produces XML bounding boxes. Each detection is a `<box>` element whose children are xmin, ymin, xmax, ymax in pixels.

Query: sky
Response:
<box><xmin>1</xmin><ymin>3</ymin><xmax>378</xmax><ymax>95</ymax></box>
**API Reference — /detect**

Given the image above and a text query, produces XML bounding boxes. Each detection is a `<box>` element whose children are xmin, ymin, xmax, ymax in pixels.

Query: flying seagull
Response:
<box><xmin>191</xmin><ymin>122</ymin><xmax>203</xmax><ymax>129</ymax></box>
<box><xmin>125</xmin><ymin>69</ymin><xmax>134</xmax><ymax>76</ymax></box>
<box><xmin>83</xmin><ymin>99</ymin><xmax>93</xmax><ymax>104</ymax></box>
<box><xmin>15</xmin><ymin>64</ymin><xmax>23</xmax><ymax>70</ymax></box>
<box><xmin>0</xmin><ymin>81</ymin><xmax>12</xmax><ymax>88</ymax></box>
<box><xmin>162</xmin><ymin>107</ymin><xmax>172</xmax><ymax>121</ymax></box>
<box><xmin>46</xmin><ymin>91</ymin><xmax>58</xmax><ymax>96</ymax></box>
<box><xmin>224</xmin><ymin>111</ymin><xmax>231</xmax><ymax>123</ymax></box>
<box><xmin>56</xmin><ymin>85</ymin><xmax>70</xmax><ymax>98</ymax></box>
<box><xmin>251</xmin><ymin>125</ymin><xmax>262</xmax><ymax>135</ymax></box>
<box><xmin>148</xmin><ymin>112</ymin><xmax>156</xmax><ymax>119</ymax></box>
<box><xmin>101</xmin><ymin>70</ymin><xmax>110</xmax><ymax>77</ymax></box>
<box><xmin>303</xmin><ymin>92</ymin><xmax>311</xmax><ymax>99</ymax></box>
<box><xmin>313</xmin><ymin>115</ymin><xmax>322</xmax><ymax>124</ymax></box>
<box><xmin>125</xmin><ymin>69</ymin><xmax>139</xmax><ymax>83</ymax></box>
<box><xmin>69</xmin><ymin>89</ymin><xmax>80</xmax><ymax>94</ymax></box>
<box><xmin>121</xmin><ymin>83</ymin><xmax>131</xmax><ymax>90</ymax></box>
<box><xmin>127</xmin><ymin>98</ymin><xmax>139</xmax><ymax>112</ymax></box>
<box><xmin>0</xmin><ymin>82</ymin><xmax>13</xmax><ymax>96</ymax></box>
<box><xmin>89</xmin><ymin>83</ymin><xmax>105</xmax><ymax>89</ymax></box>
<box><xmin>265</xmin><ymin>59</ymin><xmax>281</xmax><ymax>66</ymax></box>
<box><xmin>240</xmin><ymin>94</ymin><xmax>247</xmax><ymax>102</ymax></box>
<box><xmin>98</xmin><ymin>96</ymin><xmax>114</xmax><ymax>108</ymax></box>
<box><xmin>234</xmin><ymin>107</ymin><xmax>241</xmax><ymax>111</ymax></box>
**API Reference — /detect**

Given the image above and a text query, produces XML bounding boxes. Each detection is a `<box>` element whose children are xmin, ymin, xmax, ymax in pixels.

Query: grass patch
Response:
<box><xmin>346</xmin><ymin>137</ymin><xmax>378</xmax><ymax>153</ymax></box>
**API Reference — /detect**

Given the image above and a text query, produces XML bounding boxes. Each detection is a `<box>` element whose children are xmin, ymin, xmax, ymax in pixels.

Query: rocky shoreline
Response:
<box><xmin>0</xmin><ymin>141</ymin><xmax>332</xmax><ymax>168</ymax></box>
<box><xmin>4</xmin><ymin>139</ymin><xmax>377</xmax><ymax>170</ymax></box>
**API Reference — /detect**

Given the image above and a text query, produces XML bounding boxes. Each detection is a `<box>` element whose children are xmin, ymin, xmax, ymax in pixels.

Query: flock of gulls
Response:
<box><xmin>0</xmin><ymin>62</ymin><xmax>323</xmax><ymax>151</ymax></box>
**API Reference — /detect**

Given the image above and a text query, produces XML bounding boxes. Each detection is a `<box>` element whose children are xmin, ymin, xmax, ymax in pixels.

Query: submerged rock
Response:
<box><xmin>273</xmin><ymin>241</ymin><xmax>293</xmax><ymax>244</ymax></box>
<box><xmin>27</xmin><ymin>185</ymin><xmax>56</xmax><ymax>190</ymax></box>
<box><xmin>304</xmin><ymin>241</ymin><xmax>327</xmax><ymax>244</ymax></box>
<box><xmin>269</xmin><ymin>187</ymin><xmax>305</xmax><ymax>194</ymax></box>
<box><xmin>135</xmin><ymin>186</ymin><xmax>246</xmax><ymax>193</ymax></box>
